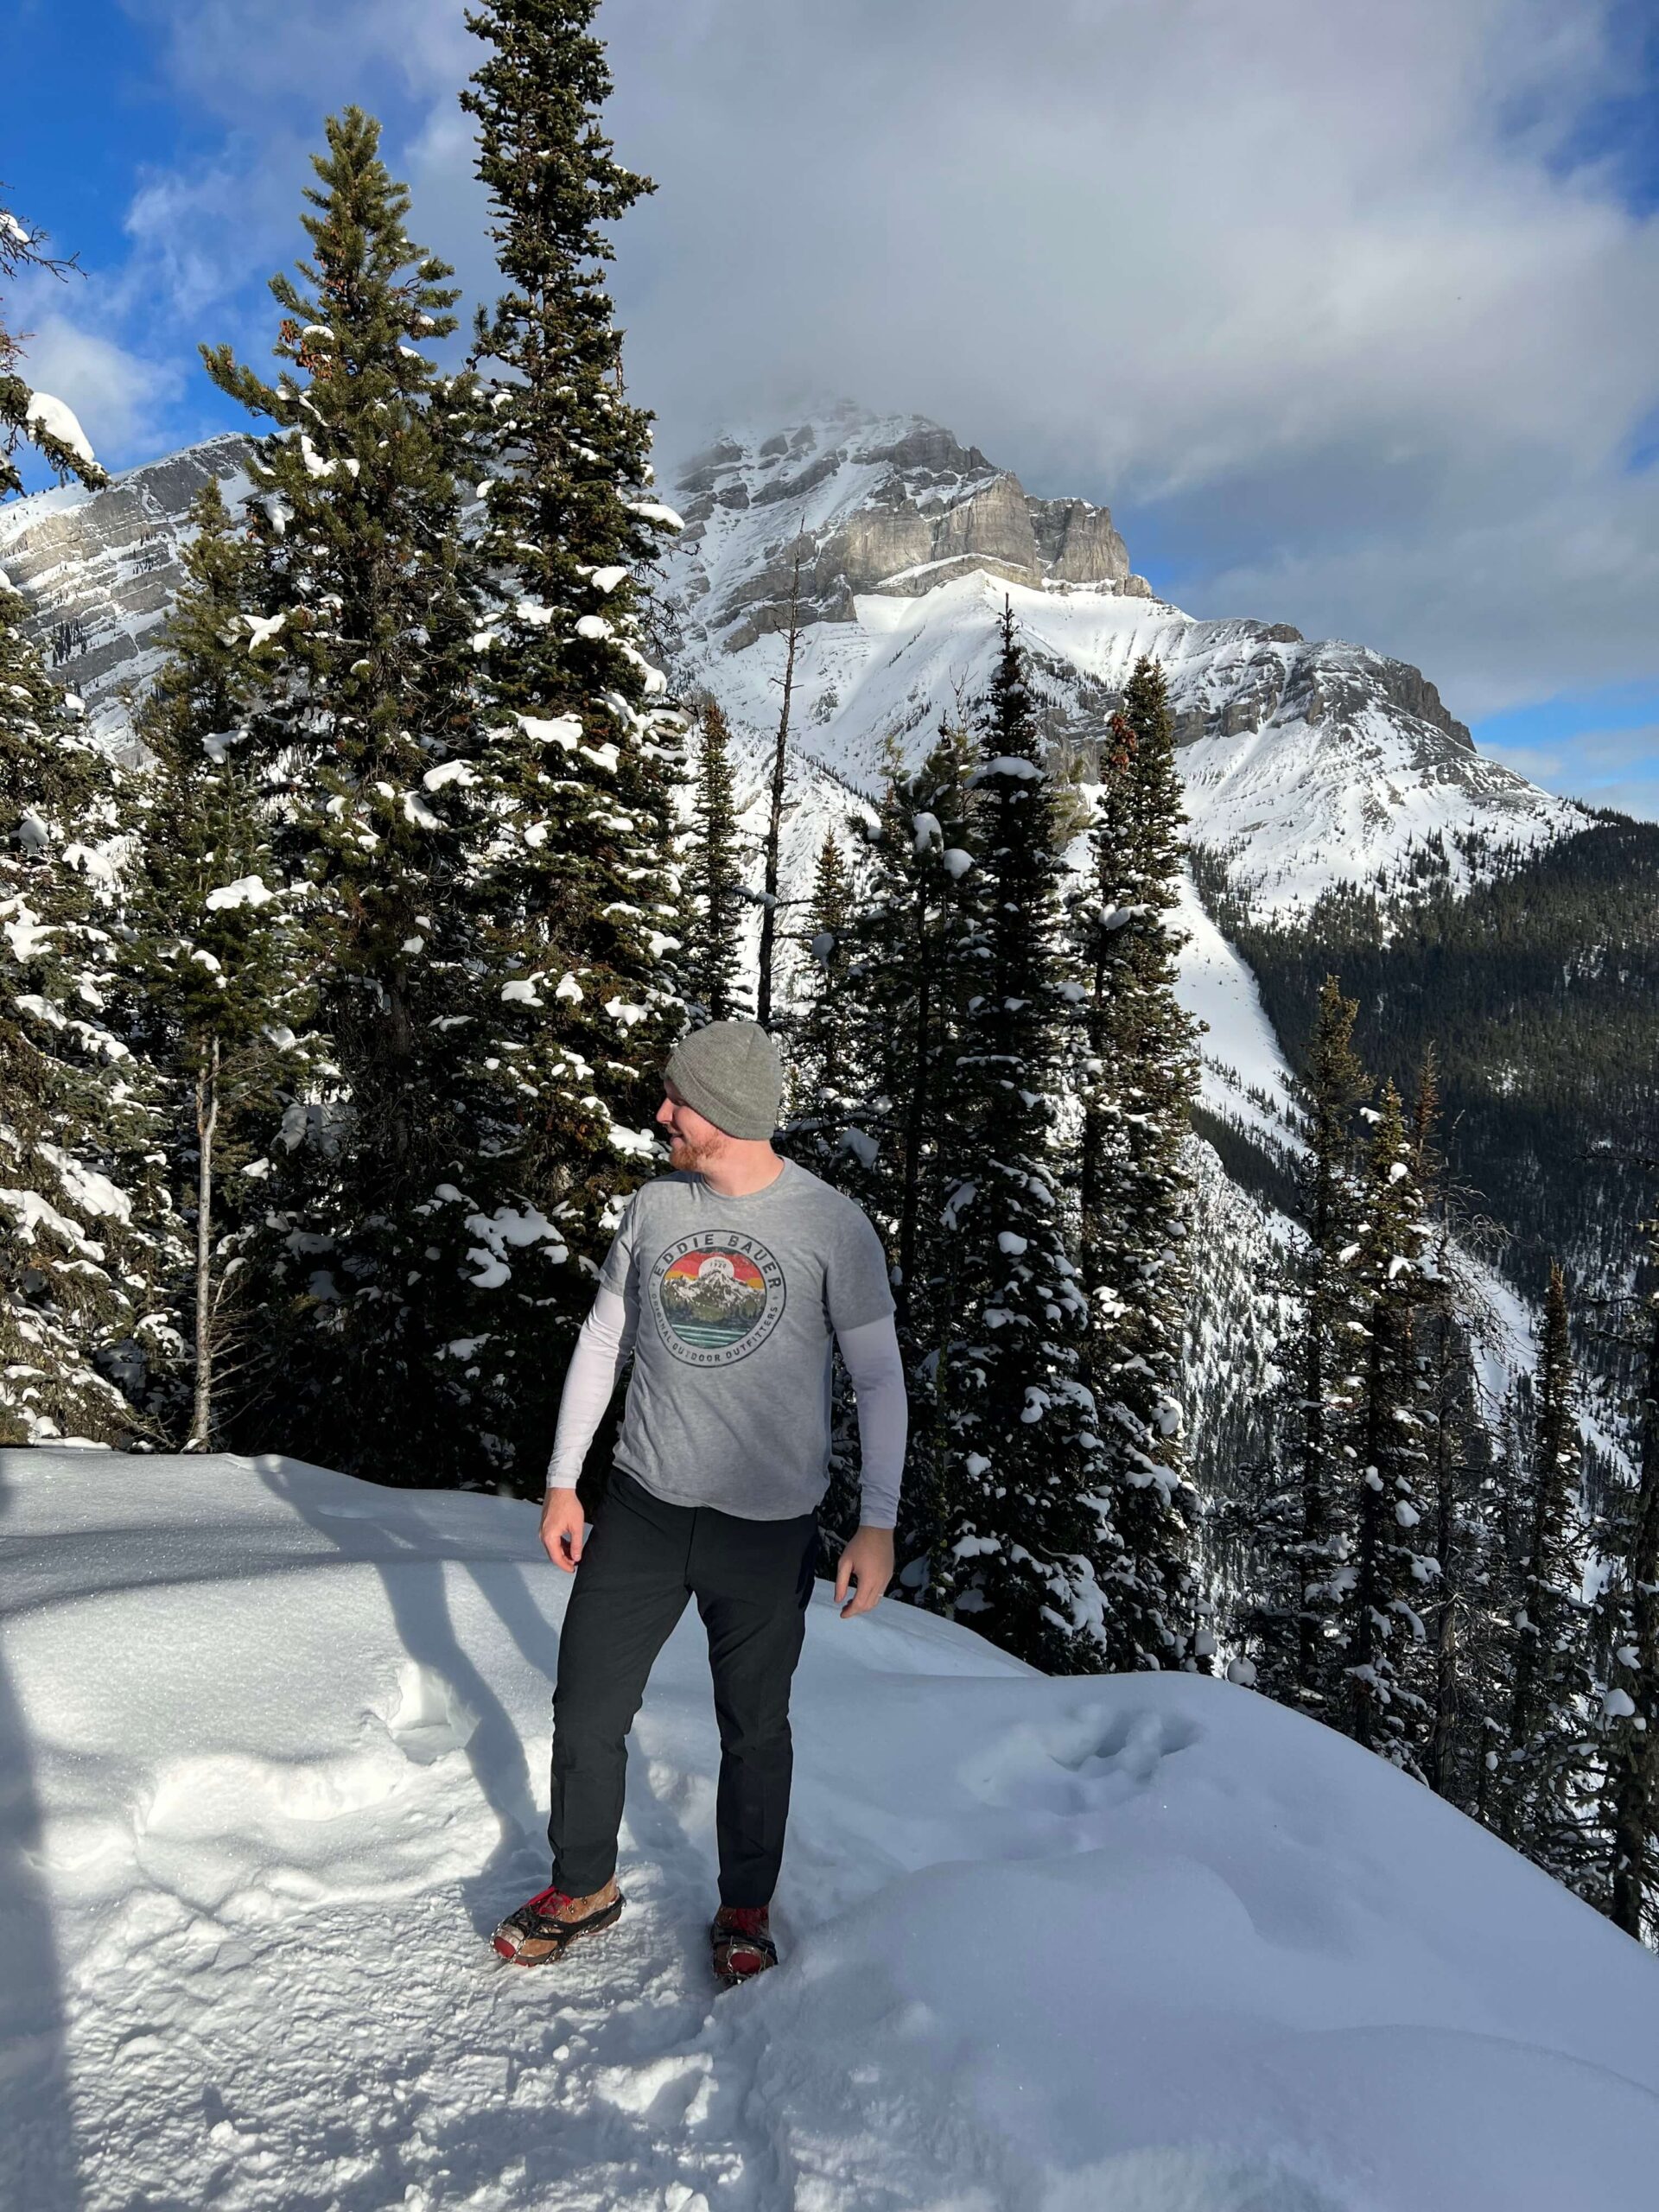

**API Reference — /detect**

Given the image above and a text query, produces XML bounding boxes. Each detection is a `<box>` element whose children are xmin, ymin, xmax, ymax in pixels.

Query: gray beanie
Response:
<box><xmin>664</xmin><ymin>1019</ymin><xmax>783</xmax><ymax>1140</ymax></box>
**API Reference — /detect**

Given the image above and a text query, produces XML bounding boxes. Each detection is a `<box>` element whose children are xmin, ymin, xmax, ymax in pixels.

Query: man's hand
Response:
<box><xmin>541</xmin><ymin>1487</ymin><xmax>588</xmax><ymax>1573</ymax></box>
<box><xmin>835</xmin><ymin>1525</ymin><xmax>894</xmax><ymax>1619</ymax></box>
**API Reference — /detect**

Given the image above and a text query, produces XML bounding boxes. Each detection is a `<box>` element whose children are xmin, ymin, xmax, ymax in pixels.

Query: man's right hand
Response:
<box><xmin>541</xmin><ymin>1487</ymin><xmax>588</xmax><ymax>1572</ymax></box>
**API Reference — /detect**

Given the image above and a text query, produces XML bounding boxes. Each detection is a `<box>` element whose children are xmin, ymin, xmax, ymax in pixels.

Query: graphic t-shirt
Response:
<box><xmin>599</xmin><ymin>1157</ymin><xmax>896</xmax><ymax>1520</ymax></box>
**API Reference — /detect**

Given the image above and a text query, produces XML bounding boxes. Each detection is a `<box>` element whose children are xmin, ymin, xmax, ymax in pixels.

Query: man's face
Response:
<box><xmin>656</xmin><ymin>1078</ymin><xmax>725</xmax><ymax>1168</ymax></box>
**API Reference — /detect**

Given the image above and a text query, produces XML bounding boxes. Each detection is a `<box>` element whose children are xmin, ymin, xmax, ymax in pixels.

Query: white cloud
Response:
<box><xmin>7</xmin><ymin>286</ymin><xmax>181</xmax><ymax>471</ymax></box>
<box><xmin>1484</xmin><ymin>721</ymin><xmax>1659</xmax><ymax>821</ymax></box>
<box><xmin>51</xmin><ymin>0</ymin><xmax>1659</xmax><ymax>741</ymax></box>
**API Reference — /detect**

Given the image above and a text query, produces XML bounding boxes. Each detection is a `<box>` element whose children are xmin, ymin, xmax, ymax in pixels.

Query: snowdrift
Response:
<box><xmin>4</xmin><ymin>1448</ymin><xmax>1657</xmax><ymax>2211</ymax></box>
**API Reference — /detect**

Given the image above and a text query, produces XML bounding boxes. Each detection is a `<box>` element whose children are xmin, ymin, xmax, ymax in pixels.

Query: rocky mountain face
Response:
<box><xmin>674</xmin><ymin>404</ymin><xmax>1145</xmax><ymax>650</ymax></box>
<box><xmin>0</xmin><ymin>435</ymin><xmax>251</xmax><ymax>754</ymax></box>
<box><xmin>661</xmin><ymin>406</ymin><xmax>1586</xmax><ymax>923</ymax></box>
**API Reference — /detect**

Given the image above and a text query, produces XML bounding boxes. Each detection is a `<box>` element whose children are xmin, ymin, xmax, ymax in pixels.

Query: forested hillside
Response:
<box><xmin>1196</xmin><ymin>815</ymin><xmax>1659</xmax><ymax>1311</ymax></box>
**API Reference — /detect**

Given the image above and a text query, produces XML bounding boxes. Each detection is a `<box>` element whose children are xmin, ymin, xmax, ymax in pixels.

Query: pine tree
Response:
<box><xmin>126</xmin><ymin>481</ymin><xmax>308</xmax><ymax>1449</ymax></box>
<box><xmin>1407</xmin><ymin>1052</ymin><xmax>1501</xmax><ymax>1810</ymax></box>
<box><xmin>2</xmin><ymin>207</ymin><xmax>181</xmax><ymax>1445</ymax></box>
<box><xmin>1067</xmin><ymin>656</ymin><xmax>1203</xmax><ymax>1670</ymax></box>
<box><xmin>1340</xmin><ymin>1080</ymin><xmax>1435</xmax><ymax>1768</ymax></box>
<box><xmin>459</xmin><ymin>0</ymin><xmax>695</xmax><ymax>1487</ymax></box>
<box><xmin>923</xmin><ymin>607</ymin><xmax>1115</xmax><ymax>1670</ymax></box>
<box><xmin>782</xmin><ymin>828</ymin><xmax>858</xmax><ymax>1171</ymax></box>
<box><xmin>201</xmin><ymin>107</ymin><xmax>518</xmax><ymax>1484</ymax></box>
<box><xmin>1497</xmin><ymin>1262</ymin><xmax>1596</xmax><ymax>1882</ymax></box>
<box><xmin>680</xmin><ymin>696</ymin><xmax>753</xmax><ymax>1023</ymax></box>
<box><xmin>1597</xmin><ymin>1207</ymin><xmax>1659</xmax><ymax>1941</ymax></box>
<box><xmin>1281</xmin><ymin>976</ymin><xmax>1372</xmax><ymax>1711</ymax></box>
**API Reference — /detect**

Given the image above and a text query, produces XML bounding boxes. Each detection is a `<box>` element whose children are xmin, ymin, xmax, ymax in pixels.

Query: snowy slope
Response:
<box><xmin>7</xmin><ymin>1447</ymin><xmax>1659</xmax><ymax>2212</ymax></box>
<box><xmin>664</xmin><ymin>410</ymin><xmax>1586</xmax><ymax>923</ymax></box>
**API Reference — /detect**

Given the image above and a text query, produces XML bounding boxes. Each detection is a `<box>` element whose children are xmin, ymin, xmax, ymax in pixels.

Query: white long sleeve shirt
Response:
<box><xmin>546</xmin><ymin>1284</ymin><xmax>909</xmax><ymax>1530</ymax></box>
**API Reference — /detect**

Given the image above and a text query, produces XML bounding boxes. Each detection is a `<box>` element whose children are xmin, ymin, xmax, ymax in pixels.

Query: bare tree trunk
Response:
<box><xmin>188</xmin><ymin>1035</ymin><xmax>219</xmax><ymax>1450</ymax></box>
<box><xmin>756</xmin><ymin>549</ymin><xmax>803</xmax><ymax>1028</ymax></box>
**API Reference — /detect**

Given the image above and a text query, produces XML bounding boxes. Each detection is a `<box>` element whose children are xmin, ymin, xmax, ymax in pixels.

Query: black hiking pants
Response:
<box><xmin>548</xmin><ymin>1467</ymin><xmax>819</xmax><ymax>1908</ymax></box>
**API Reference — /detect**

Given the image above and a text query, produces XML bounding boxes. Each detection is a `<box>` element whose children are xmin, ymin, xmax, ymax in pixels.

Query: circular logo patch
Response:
<box><xmin>649</xmin><ymin>1231</ymin><xmax>787</xmax><ymax>1366</ymax></box>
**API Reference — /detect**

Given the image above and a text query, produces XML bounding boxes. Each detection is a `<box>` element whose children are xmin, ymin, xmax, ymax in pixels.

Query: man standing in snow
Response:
<box><xmin>493</xmin><ymin>1018</ymin><xmax>908</xmax><ymax>1987</ymax></box>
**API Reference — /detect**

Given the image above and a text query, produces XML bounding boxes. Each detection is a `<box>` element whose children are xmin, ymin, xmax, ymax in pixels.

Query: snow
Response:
<box><xmin>1171</xmin><ymin>872</ymin><xmax>1301</xmax><ymax>1153</ymax></box>
<box><xmin>6</xmin><ymin>1448</ymin><xmax>1659</xmax><ymax>2212</ymax></box>
<box><xmin>204</xmin><ymin>874</ymin><xmax>275</xmax><ymax>912</ymax></box>
<box><xmin>25</xmin><ymin>391</ymin><xmax>98</xmax><ymax>468</ymax></box>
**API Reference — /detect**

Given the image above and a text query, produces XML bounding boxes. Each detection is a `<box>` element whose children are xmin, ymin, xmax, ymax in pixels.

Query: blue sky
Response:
<box><xmin>7</xmin><ymin>0</ymin><xmax>1659</xmax><ymax>817</ymax></box>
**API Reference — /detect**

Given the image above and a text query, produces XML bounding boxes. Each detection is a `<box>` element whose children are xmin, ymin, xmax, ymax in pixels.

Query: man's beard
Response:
<box><xmin>668</xmin><ymin>1129</ymin><xmax>715</xmax><ymax>1170</ymax></box>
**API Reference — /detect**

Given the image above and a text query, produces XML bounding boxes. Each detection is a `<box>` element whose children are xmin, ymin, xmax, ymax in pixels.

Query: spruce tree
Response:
<box><xmin>1340</xmin><ymin>1079</ymin><xmax>1434</xmax><ymax>1768</ymax></box>
<box><xmin>1067</xmin><ymin>656</ymin><xmax>1202</xmax><ymax>1670</ymax></box>
<box><xmin>201</xmin><ymin>107</ymin><xmax>514</xmax><ymax>1484</ymax></box>
<box><xmin>782</xmin><ymin>828</ymin><xmax>859</xmax><ymax>1172</ymax></box>
<box><xmin>1497</xmin><ymin>1262</ymin><xmax>1596</xmax><ymax>1883</ymax></box>
<box><xmin>923</xmin><ymin>607</ymin><xmax>1116</xmax><ymax>1670</ymax></box>
<box><xmin>2</xmin><ymin>212</ymin><xmax>180</xmax><ymax>1445</ymax></box>
<box><xmin>460</xmin><ymin>0</ymin><xmax>695</xmax><ymax>1488</ymax></box>
<box><xmin>127</xmin><ymin>481</ymin><xmax>308</xmax><ymax>1449</ymax></box>
<box><xmin>1288</xmin><ymin>976</ymin><xmax>1371</xmax><ymax>1712</ymax></box>
<box><xmin>681</xmin><ymin>696</ymin><xmax>753</xmax><ymax>1023</ymax></box>
<box><xmin>1597</xmin><ymin>1209</ymin><xmax>1659</xmax><ymax>1941</ymax></box>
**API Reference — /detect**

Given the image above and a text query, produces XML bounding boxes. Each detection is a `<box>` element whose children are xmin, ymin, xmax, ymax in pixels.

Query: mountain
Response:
<box><xmin>0</xmin><ymin>433</ymin><xmax>251</xmax><ymax>753</ymax></box>
<box><xmin>659</xmin><ymin>403</ymin><xmax>1586</xmax><ymax>924</ymax></box>
<box><xmin>6</xmin><ymin>1446</ymin><xmax>1657</xmax><ymax>2210</ymax></box>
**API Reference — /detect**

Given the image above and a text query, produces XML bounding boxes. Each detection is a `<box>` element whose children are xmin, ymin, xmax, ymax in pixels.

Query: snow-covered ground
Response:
<box><xmin>6</xmin><ymin>1449</ymin><xmax>1659</xmax><ymax>2212</ymax></box>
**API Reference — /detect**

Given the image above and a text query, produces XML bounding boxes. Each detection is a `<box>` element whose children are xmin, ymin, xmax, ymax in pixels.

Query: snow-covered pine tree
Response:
<box><xmin>781</xmin><ymin>827</ymin><xmax>858</xmax><ymax>1174</ymax></box>
<box><xmin>1497</xmin><ymin>1262</ymin><xmax>1596</xmax><ymax>1885</ymax></box>
<box><xmin>460</xmin><ymin>0</ymin><xmax>694</xmax><ymax>1488</ymax></box>
<box><xmin>680</xmin><ymin>696</ymin><xmax>753</xmax><ymax>1023</ymax></box>
<box><xmin>201</xmin><ymin>107</ymin><xmax>524</xmax><ymax>1485</ymax></box>
<box><xmin>1340</xmin><ymin>1080</ymin><xmax>1435</xmax><ymax>1769</ymax></box>
<box><xmin>850</xmin><ymin>724</ymin><xmax>982</xmax><ymax>1569</ymax></box>
<box><xmin>1067</xmin><ymin>656</ymin><xmax>1203</xmax><ymax>1669</ymax></box>
<box><xmin>1</xmin><ymin>198</ymin><xmax>107</xmax><ymax>495</ymax></box>
<box><xmin>921</xmin><ymin>606</ymin><xmax>1116</xmax><ymax>1671</ymax></box>
<box><xmin>1288</xmin><ymin>976</ymin><xmax>1372</xmax><ymax>1712</ymax></box>
<box><xmin>1410</xmin><ymin>1051</ymin><xmax>1496</xmax><ymax>1806</ymax></box>
<box><xmin>1</xmin><ymin>334</ymin><xmax>186</xmax><ymax>1440</ymax></box>
<box><xmin>1596</xmin><ymin>1206</ymin><xmax>1659</xmax><ymax>1942</ymax></box>
<box><xmin>126</xmin><ymin>480</ymin><xmax>309</xmax><ymax>1450</ymax></box>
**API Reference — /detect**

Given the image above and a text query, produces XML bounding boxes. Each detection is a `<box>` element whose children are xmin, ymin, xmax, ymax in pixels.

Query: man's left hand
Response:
<box><xmin>835</xmin><ymin>1526</ymin><xmax>894</xmax><ymax>1619</ymax></box>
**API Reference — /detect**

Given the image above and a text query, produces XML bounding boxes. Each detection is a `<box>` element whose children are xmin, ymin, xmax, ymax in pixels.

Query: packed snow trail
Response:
<box><xmin>5</xmin><ymin>1450</ymin><xmax>1659</xmax><ymax>2212</ymax></box>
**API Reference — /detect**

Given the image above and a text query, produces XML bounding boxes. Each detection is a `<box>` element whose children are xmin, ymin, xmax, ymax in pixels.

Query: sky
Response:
<box><xmin>6</xmin><ymin>0</ymin><xmax>1659</xmax><ymax>817</ymax></box>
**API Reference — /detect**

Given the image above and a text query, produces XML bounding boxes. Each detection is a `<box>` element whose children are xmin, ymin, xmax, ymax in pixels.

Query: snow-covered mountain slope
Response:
<box><xmin>5</xmin><ymin>1447</ymin><xmax>1658</xmax><ymax>2212</ymax></box>
<box><xmin>664</xmin><ymin>406</ymin><xmax>1586</xmax><ymax>922</ymax></box>
<box><xmin>0</xmin><ymin>434</ymin><xmax>251</xmax><ymax>753</ymax></box>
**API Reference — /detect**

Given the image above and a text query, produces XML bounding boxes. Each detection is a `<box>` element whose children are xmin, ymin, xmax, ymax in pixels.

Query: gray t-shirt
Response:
<box><xmin>600</xmin><ymin>1157</ymin><xmax>895</xmax><ymax>1520</ymax></box>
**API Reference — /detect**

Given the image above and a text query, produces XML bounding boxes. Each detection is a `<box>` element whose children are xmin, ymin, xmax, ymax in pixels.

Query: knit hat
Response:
<box><xmin>664</xmin><ymin>1019</ymin><xmax>783</xmax><ymax>1140</ymax></box>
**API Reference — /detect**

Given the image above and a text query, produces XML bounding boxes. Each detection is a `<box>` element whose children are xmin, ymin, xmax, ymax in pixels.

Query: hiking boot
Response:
<box><xmin>711</xmin><ymin>1904</ymin><xmax>778</xmax><ymax>1988</ymax></box>
<box><xmin>491</xmin><ymin>1876</ymin><xmax>624</xmax><ymax>1966</ymax></box>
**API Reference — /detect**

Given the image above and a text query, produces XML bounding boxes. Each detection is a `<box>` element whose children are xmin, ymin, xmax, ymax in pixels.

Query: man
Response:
<box><xmin>492</xmin><ymin>1017</ymin><xmax>908</xmax><ymax>1988</ymax></box>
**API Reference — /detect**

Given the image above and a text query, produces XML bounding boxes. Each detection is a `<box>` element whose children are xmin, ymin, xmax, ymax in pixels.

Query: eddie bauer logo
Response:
<box><xmin>649</xmin><ymin>1231</ymin><xmax>787</xmax><ymax>1365</ymax></box>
